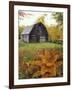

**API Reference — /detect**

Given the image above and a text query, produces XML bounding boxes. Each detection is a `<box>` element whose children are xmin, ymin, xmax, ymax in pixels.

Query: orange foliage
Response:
<box><xmin>19</xmin><ymin>49</ymin><xmax>63</xmax><ymax>79</ymax></box>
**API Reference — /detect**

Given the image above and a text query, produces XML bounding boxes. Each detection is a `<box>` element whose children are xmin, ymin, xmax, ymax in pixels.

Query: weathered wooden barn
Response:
<box><xmin>21</xmin><ymin>22</ymin><xmax>48</xmax><ymax>43</ymax></box>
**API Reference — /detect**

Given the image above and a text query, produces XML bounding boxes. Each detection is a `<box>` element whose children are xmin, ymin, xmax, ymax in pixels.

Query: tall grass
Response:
<box><xmin>19</xmin><ymin>41</ymin><xmax>63</xmax><ymax>52</ymax></box>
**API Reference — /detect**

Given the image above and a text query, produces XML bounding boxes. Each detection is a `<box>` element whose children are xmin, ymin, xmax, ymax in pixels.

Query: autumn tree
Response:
<box><xmin>52</xmin><ymin>12</ymin><xmax>63</xmax><ymax>40</ymax></box>
<box><xmin>36</xmin><ymin>14</ymin><xmax>47</xmax><ymax>24</ymax></box>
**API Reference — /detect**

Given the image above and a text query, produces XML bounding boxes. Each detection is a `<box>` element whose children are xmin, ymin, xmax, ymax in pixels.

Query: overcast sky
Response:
<box><xmin>18</xmin><ymin>11</ymin><xmax>57</xmax><ymax>26</ymax></box>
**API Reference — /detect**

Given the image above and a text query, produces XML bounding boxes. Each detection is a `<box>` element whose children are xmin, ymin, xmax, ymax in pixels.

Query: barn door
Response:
<box><xmin>40</xmin><ymin>36</ymin><xmax>46</xmax><ymax>42</ymax></box>
<box><xmin>36</xmin><ymin>35</ymin><xmax>40</xmax><ymax>42</ymax></box>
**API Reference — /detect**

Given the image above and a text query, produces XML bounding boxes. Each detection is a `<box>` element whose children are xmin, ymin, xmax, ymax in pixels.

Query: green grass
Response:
<box><xmin>19</xmin><ymin>41</ymin><xmax>63</xmax><ymax>62</ymax></box>
<box><xmin>19</xmin><ymin>41</ymin><xmax>63</xmax><ymax>52</ymax></box>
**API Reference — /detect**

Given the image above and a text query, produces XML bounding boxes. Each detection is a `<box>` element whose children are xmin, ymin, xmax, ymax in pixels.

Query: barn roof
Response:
<box><xmin>21</xmin><ymin>25</ymin><xmax>33</xmax><ymax>35</ymax></box>
<box><xmin>21</xmin><ymin>22</ymin><xmax>47</xmax><ymax>35</ymax></box>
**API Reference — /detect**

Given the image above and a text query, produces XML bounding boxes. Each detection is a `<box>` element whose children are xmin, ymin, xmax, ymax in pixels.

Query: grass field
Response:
<box><xmin>19</xmin><ymin>41</ymin><xmax>63</xmax><ymax>79</ymax></box>
<box><xmin>19</xmin><ymin>41</ymin><xmax>63</xmax><ymax>51</ymax></box>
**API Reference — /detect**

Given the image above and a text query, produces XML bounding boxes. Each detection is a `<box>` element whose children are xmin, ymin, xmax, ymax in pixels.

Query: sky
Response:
<box><xmin>18</xmin><ymin>10</ymin><xmax>57</xmax><ymax>26</ymax></box>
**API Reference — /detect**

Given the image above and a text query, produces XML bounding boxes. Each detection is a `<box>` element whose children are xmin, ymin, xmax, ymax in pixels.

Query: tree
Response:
<box><xmin>52</xmin><ymin>12</ymin><xmax>63</xmax><ymax>26</ymax></box>
<box><xmin>36</xmin><ymin>14</ymin><xmax>47</xmax><ymax>24</ymax></box>
<box><xmin>52</xmin><ymin>12</ymin><xmax>63</xmax><ymax>41</ymax></box>
<box><xmin>52</xmin><ymin>12</ymin><xmax>63</xmax><ymax>31</ymax></box>
<box><xmin>47</xmin><ymin>26</ymin><xmax>61</xmax><ymax>41</ymax></box>
<box><xmin>19</xmin><ymin>25</ymin><xmax>24</xmax><ymax>39</ymax></box>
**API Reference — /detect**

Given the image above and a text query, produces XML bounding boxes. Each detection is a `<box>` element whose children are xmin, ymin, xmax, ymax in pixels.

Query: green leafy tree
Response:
<box><xmin>52</xmin><ymin>12</ymin><xmax>63</xmax><ymax>26</ymax></box>
<box><xmin>19</xmin><ymin>26</ymin><xmax>24</xmax><ymax>39</ymax></box>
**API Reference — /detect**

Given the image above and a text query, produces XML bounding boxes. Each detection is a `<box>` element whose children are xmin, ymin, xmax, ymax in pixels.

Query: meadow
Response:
<box><xmin>19</xmin><ymin>41</ymin><xmax>63</xmax><ymax>79</ymax></box>
<box><xmin>19</xmin><ymin>40</ymin><xmax>62</xmax><ymax>51</ymax></box>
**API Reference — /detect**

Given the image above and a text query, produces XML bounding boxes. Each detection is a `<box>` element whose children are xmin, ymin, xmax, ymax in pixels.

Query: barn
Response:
<box><xmin>21</xmin><ymin>22</ymin><xmax>48</xmax><ymax>43</ymax></box>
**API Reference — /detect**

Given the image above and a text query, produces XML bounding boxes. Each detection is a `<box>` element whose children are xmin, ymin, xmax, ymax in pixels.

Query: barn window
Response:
<box><xmin>39</xmin><ymin>26</ymin><xmax>42</xmax><ymax>34</ymax></box>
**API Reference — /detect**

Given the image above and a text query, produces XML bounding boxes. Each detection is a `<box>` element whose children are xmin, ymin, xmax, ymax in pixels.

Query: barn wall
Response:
<box><xmin>21</xmin><ymin>34</ymin><xmax>29</xmax><ymax>43</ymax></box>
